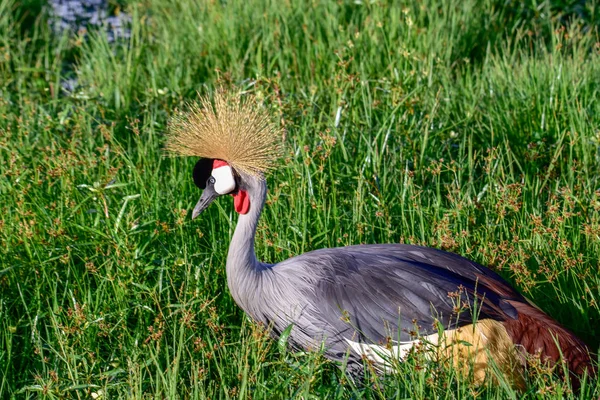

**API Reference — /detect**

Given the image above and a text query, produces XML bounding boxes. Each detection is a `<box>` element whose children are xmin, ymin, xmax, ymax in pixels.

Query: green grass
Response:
<box><xmin>1</xmin><ymin>0</ymin><xmax>600</xmax><ymax>397</ymax></box>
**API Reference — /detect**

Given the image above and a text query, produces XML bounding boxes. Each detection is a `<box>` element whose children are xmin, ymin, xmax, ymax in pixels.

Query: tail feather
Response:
<box><xmin>503</xmin><ymin>301</ymin><xmax>595</xmax><ymax>381</ymax></box>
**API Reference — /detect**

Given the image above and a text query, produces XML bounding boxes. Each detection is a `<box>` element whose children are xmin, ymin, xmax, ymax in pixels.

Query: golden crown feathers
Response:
<box><xmin>165</xmin><ymin>89</ymin><xmax>282</xmax><ymax>177</ymax></box>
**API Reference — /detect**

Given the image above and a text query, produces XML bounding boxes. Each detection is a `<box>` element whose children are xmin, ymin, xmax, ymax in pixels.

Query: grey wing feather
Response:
<box><xmin>273</xmin><ymin>244</ymin><xmax>524</xmax><ymax>358</ymax></box>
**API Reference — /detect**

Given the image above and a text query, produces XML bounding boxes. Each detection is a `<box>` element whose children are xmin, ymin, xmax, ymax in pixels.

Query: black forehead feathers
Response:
<box><xmin>193</xmin><ymin>158</ymin><xmax>213</xmax><ymax>189</ymax></box>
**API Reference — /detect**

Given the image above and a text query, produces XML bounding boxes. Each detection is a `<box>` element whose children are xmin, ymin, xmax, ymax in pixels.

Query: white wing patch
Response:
<box><xmin>345</xmin><ymin>333</ymin><xmax>439</xmax><ymax>371</ymax></box>
<box><xmin>212</xmin><ymin>165</ymin><xmax>236</xmax><ymax>194</ymax></box>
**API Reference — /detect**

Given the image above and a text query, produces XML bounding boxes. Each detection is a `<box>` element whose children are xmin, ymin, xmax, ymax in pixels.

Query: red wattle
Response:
<box><xmin>233</xmin><ymin>190</ymin><xmax>250</xmax><ymax>214</ymax></box>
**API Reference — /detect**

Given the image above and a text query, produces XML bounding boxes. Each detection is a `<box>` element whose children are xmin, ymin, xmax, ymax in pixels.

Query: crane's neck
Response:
<box><xmin>226</xmin><ymin>177</ymin><xmax>268</xmax><ymax>314</ymax></box>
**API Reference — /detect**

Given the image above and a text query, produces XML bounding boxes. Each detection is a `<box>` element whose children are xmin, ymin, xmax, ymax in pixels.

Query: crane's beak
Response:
<box><xmin>192</xmin><ymin>186</ymin><xmax>219</xmax><ymax>219</ymax></box>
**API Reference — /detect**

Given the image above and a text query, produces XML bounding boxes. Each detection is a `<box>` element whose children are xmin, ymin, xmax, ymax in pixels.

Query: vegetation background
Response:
<box><xmin>1</xmin><ymin>0</ymin><xmax>599</xmax><ymax>398</ymax></box>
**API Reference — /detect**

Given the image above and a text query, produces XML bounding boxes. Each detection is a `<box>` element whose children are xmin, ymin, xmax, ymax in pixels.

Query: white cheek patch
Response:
<box><xmin>211</xmin><ymin>165</ymin><xmax>236</xmax><ymax>194</ymax></box>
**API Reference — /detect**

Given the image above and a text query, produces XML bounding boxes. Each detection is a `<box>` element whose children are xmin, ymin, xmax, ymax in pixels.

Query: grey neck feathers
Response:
<box><xmin>226</xmin><ymin>176</ymin><xmax>268</xmax><ymax>315</ymax></box>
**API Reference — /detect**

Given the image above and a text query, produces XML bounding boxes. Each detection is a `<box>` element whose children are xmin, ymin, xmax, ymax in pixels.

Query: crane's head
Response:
<box><xmin>190</xmin><ymin>158</ymin><xmax>251</xmax><ymax>218</ymax></box>
<box><xmin>165</xmin><ymin>88</ymin><xmax>282</xmax><ymax>219</ymax></box>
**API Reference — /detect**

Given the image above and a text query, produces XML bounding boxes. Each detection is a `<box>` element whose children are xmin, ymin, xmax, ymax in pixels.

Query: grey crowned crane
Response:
<box><xmin>166</xmin><ymin>90</ymin><xmax>594</xmax><ymax>388</ymax></box>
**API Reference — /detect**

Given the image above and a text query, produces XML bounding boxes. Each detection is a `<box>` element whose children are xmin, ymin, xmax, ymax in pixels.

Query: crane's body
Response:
<box><xmin>220</xmin><ymin>173</ymin><xmax>591</xmax><ymax>384</ymax></box>
<box><xmin>167</xmin><ymin>90</ymin><xmax>594</xmax><ymax>388</ymax></box>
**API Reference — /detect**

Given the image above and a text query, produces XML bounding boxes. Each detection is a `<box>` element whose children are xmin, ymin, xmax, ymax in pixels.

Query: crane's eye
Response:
<box><xmin>208</xmin><ymin>177</ymin><xmax>216</xmax><ymax>185</ymax></box>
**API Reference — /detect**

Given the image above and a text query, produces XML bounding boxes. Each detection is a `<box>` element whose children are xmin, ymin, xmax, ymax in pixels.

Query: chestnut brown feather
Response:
<box><xmin>503</xmin><ymin>300</ymin><xmax>595</xmax><ymax>379</ymax></box>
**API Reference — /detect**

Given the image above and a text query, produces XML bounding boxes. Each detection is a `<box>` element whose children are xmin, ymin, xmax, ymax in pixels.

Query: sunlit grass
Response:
<box><xmin>1</xmin><ymin>0</ymin><xmax>599</xmax><ymax>398</ymax></box>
